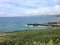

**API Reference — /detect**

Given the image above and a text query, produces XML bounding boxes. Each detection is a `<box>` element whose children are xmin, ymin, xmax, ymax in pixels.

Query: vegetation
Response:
<box><xmin>0</xmin><ymin>28</ymin><xmax>60</xmax><ymax>45</ymax></box>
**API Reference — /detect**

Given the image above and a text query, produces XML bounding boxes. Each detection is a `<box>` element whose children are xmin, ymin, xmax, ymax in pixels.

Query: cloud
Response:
<box><xmin>0</xmin><ymin>0</ymin><xmax>60</xmax><ymax>17</ymax></box>
<box><xmin>0</xmin><ymin>11</ymin><xmax>4</xmax><ymax>14</ymax></box>
<box><xmin>0</xmin><ymin>11</ymin><xmax>5</xmax><ymax>17</ymax></box>
<box><xmin>10</xmin><ymin>0</ymin><xmax>60</xmax><ymax>7</ymax></box>
<box><xmin>6</xmin><ymin>5</ymin><xmax>60</xmax><ymax>16</ymax></box>
<box><xmin>30</xmin><ymin>5</ymin><xmax>60</xmax><ymax>15</ymax></box>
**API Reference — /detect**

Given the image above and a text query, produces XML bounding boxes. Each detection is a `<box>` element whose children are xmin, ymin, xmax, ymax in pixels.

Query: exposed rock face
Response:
<box><xmin>27</xmin><ymin>22</ymin><xmax>60</xmax><ymax>27</ymax></box>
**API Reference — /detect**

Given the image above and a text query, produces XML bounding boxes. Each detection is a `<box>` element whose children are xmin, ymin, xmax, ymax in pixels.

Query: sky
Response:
<box><xmin>0</xmin><ymin>0</ymin><xmax>60</xmax><ymax>17</ymax></box>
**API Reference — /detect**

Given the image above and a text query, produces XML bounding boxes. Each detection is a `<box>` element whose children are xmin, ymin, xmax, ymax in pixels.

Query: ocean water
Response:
<box><xmin>0</xmin><ymin>16</ymin><xmax>60</xmax><ymax>32</ymax></box>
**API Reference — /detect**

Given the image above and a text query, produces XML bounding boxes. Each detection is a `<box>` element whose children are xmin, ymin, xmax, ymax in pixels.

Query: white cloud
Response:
<box><xmin>10</xmin><ymin>0</ymin><xmax>60</xmax><ymax>6</ymax></box>
<box><xmin>0</xmin><ymin>11</ymin><xmax>5</xmax><ymax>14</ymax></box>
<box><xmin>0</xmin><ymin>0</ymin><xmax>60</xmax><ymax>17</ymax></box>
<box><xmin>23</xmin><ymin>5</ymin><xmax>60</xmax><ymax>15</ymax></box>
<box><xmin>0</xmin><ymin>5</ymin><xmax>60</xmax><ymax>17</ymax></box>
<box><xmin>0</xmin><ymin>11</ymin><xmax>5</xmax><ymax>17</ymax></box>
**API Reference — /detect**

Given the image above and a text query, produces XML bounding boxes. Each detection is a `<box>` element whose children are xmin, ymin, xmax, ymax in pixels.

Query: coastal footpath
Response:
<box><xmin>0</xmin><ymin>28</ymin><xmax>60</xmax><ymax>45</ymax></box>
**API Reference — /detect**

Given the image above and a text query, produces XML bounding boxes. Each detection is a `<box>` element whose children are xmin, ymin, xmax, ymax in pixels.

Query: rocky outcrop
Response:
<box><xmin>27</xmin><ymin>22</ymin><xmax>60</xmax><ymax>27</ymax></box>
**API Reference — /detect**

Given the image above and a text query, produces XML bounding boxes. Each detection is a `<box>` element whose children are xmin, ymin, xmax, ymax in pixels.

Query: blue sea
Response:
<box><xmin>0</xmin><ymin>16</ymin><xmax>60</xmax><ymax>32</ymax></box>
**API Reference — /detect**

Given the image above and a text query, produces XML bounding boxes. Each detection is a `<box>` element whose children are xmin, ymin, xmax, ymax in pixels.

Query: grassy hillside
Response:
<box><xmin>0</xmin><ymin>28</ymin><xmax>60</xmax><ymax>45</ymax></box>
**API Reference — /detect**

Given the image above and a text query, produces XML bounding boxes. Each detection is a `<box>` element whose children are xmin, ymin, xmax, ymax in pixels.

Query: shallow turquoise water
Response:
<box><xmin>0</xmin><ymin>16</ymin><xmax>59</xmax><ymax>32</ymax></box>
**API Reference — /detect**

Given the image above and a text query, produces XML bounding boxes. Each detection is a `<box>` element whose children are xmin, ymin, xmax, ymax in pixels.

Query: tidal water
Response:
<box><xmin>0</xmin><ymin>16</ymin><xmax>60</xmax><ymax>32</ymax></box>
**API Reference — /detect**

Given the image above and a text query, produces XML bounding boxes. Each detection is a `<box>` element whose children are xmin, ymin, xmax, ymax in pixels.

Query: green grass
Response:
<box><xmin>0</xmin><ymin>28</ymin><xmax>60</xmax><ymax>45</ymax></box>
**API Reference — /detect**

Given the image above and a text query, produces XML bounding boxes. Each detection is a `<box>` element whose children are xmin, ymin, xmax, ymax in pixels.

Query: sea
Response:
<box><xmin>0</xmin><ymin>15</ymin><xmax>60</xmax><ymax>32</ymax></box>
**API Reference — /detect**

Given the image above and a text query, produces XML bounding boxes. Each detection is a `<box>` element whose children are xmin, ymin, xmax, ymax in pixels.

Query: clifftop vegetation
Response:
<box><xmin>0</xmin><ymin>28</ymin><xmax>60</xmax><ymax>45</ymax></box>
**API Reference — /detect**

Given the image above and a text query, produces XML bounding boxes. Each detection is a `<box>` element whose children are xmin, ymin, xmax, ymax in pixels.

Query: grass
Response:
<box><xmin>0</xmin><ymin>28</ymin><xmax>60</xmax><ymax>45</ymax></box>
